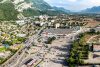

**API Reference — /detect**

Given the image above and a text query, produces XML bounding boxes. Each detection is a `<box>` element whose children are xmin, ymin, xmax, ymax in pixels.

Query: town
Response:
<box><xmin>0</xmin><ymin>14</ymin><xmax>99</xmax><ymax>67</ymax></box>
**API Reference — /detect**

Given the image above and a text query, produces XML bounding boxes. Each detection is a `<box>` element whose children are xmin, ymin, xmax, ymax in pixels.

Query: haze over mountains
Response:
<box><xmin>0</xmin><ymin>0</ymin><xmax>100</xmax><ymax>20</ymax></box>
<box><xmin>81</xmin><ymin>6</ymin><xmax>100</xmax><ymax>13</ymax></box>
<box><xmin>15</xmin><ymin>0</ymin><xmax>100</xmax><ymax>13</ymax></box>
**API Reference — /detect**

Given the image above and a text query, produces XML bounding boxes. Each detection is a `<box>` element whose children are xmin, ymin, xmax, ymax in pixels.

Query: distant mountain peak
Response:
<box><xmin>53</xmin><ymin>6</ymin><xmax>70</xmax><ymax>13</ymax></box>
<box><xmin>81</xmin><ymin>6</ymin><xmax>100</xmax><ymax>13</ymax></box>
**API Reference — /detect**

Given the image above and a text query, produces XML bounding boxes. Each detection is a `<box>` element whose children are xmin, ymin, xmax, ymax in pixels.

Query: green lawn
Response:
<box><xmin>0</xmin><ymin>47</ymin><xmax>6</xmax><ymax>51</ymax></box>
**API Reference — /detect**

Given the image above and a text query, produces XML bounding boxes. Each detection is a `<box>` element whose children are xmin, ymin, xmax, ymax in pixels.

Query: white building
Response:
<box><xmin>35</xmin><ymin>21</ymin><xmax>46</xmax><ymax>26</ymax></box>
<box><xmin>94</xmin><ymin>27</ymin><xmax>100</xmax><ymax>32</ymax></box>
<box><xmin>55</xmin><ymin>23</ymin><xmax>60</xmax><ymax>29</ymax></box>
<box><xmin>16</xmin><ymin>20</ymin><xmax>26</xmax><ymax>25</ymax></box>
<box><xmin>39</xmin><ymin>15</ymin><xmax>49</xmax><ymax>20</ymax></box>
<box><xmin>16</xmin><ymin>34</ymin><xmax>26</xmax><ymax>37</ymax></box>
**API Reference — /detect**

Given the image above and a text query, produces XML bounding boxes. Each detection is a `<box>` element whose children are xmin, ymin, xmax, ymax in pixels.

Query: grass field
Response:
<box><xmin>0</xmin><ymin>47</ymin><xmax>6</xmax><ymax>51</ymax></box>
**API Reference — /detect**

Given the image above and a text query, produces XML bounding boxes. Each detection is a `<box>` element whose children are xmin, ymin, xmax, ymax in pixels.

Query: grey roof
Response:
<box><xmin>94</xmin><ymin>27</ymin><xmax>100</xmax><ymax>32</ymax></box>
<box><xmin>43</xmin><ymin>28</ymin><xmax>74</xmax><ymax>34</ymax></box>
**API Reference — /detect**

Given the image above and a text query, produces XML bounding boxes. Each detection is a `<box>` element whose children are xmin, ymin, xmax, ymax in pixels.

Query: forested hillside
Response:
<box><xmin>0</xmin><ymin>3</ymin><xmax>18</xmax><ymax>20</ymax></box>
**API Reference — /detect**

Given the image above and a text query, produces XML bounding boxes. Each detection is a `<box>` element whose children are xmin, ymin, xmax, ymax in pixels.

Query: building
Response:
<box><xmin>34</xmin><ymin>21</ymin><xmax>46</xmax><ymax>26</ymax></box>
<box><xmin>0</xmin><ymin>51</ymin><xmax>11</xmax><ymax>58</ymax></box>
<box><xmin>41</xmin><ymin>28</ymin><xmax>75</xmax><ymax>39</ymax></box>
<box><xmin>16</xmin><ymin>34</ymin><xmax>26</xmax><ymax>37</ymax></box>
<box><xmin>55</xmin><ymin>23</ymin><xmax>60</xmax><ymax>29</ymax></box>
<box><xmin>94</xmin><ymin>27</ymin><xmax>100</xmax><ymax>32</ymax></box>
<box><xmin>16</xmin><ymin>20</ymin><xmax>26</xmax><ymax>25</ymax></box>
<box><xmin>93</xmin><ymin>45</ymin><xmax>100</xmax><ymax>52</ymax></box>
<box><xmin>39</xmin><ymin>15</ymin><xmax>49</xmax><ymax>20</ymax></box>
<box><xmin>24</xmin><ymin>59</ymin><xmax>33</xmax><ymax>65</ymax></box>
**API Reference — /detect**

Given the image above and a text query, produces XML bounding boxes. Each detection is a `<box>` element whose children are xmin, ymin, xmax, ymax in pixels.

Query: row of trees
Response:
<box><xmin>66</xmin><ymin>33</ymin><xmax>89</xmax><ymax>67</ymax></box>
<box><xmin>2</xmin><ymin>37</ymin><xmax>26</xmax><ymax>46</ymax></box>
<box><xmin>66</xmin><ymin>30</ymin><xmax>100</xmax><ymax>67</ymax></box>
<box><xmin>88</xmin><ymin>29</ymin><xmax>100</xmax><ymax>35</ymax></box>
<box><xmin>45</xmin><ymin>37</ymin><xmax>56</xmax><ymax>44</ymax></box>
<box><xmin>68</xmin><ymin>22</ymin><xmax>87</xmax><ymax>26</ymax></box>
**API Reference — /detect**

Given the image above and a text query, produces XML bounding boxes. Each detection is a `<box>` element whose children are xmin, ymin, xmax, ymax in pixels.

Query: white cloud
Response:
<box><xmin>90</xmin><ymin>0</ymin><xmax>100</xmax><ymax>6</ymax></box>
<box><xmin>68</xmin><ymin>0</ymin><xmax>77</xmax><ymax>2</ymax></box>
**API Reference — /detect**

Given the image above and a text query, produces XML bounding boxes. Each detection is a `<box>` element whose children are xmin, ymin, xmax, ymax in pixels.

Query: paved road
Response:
<box><xmin>0</xmin><ymin>25</ymin><xmax>89</xmax><ymax>67</ymax></box>
<box><xmin>0</xmin><ymin>23</ymin><xmax>46</xmax><ymax>67</ymax></box>
<box><xmin>18</xmin><ymin>46</ymin><xmax>50</xmax><ymax>67</ymax></box>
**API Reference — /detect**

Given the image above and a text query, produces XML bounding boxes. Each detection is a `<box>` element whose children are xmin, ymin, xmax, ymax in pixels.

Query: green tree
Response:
<box><xmin>89</xmin><ymin>29</ymin><xmax>96</xmax><ymax>34</ymax></box>
<box><xmin>0</xmin><ymin>3</ymin><xmax>18</xmax><ymax>20</ymax></box>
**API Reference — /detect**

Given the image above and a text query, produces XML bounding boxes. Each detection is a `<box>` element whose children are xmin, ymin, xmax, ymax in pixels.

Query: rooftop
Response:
<box><xmin>93</xmin><ymin>45</ymin><xmax>100</xmax><ymax>52</ymax></box>
<box><xmin>94</xmin><ymin>27</ymin><xmax>100</xmax><ymax>32</ymax></box>
<box><xmin>42</xmin><ymin>28</ymin><xmax>74</xmax><ymax>35</ymax></box>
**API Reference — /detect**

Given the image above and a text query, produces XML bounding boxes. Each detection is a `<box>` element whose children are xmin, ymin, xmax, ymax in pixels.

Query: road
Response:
<box><xmin>0</xmin><ymin>24</ymin><xmax>89</xmax><ymax>67</ymax></box>
<box><xmin>18</xmin><ymin>46</ymin><xmax>50</xmax><ymax>67</ymax></box>
<box><xmin>0</xmin><ymin>23</ymin><xmax>46</xmax><ymax>67</ymax></box>
<box><xmin>18</xmin><ymin>31</ymin><xmax>77</xmax><ymax>67</ymax></box>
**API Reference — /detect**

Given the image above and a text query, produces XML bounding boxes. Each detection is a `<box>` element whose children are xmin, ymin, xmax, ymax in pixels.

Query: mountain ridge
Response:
<box><xmin>81</xmin><ymin>6</ymin><xmax>100</xmax><ymax>13</ymax></box>
<box><xmin>0</xmin><ymin>0</ymin><xmax>71</xmax><ymax>20</ymax></box>
<box><xmin>12</xmin><ymin>0</ymin><xmax>71</xmax><ymax>16</ymax></box>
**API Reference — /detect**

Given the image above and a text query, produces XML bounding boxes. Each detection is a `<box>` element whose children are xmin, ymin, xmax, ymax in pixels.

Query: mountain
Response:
<box><xmin>25</xmin><ymin>0</ymin><xmax>52</xmax><ymax>10</ymax></box>
<box><xmin>53</xmin><ymin>6</ymin><xmax>70</xmax><ymax>13</ymax></box>
<box><xmin>22</xmin><ymin>0</ymin><xmax>70</xmax><ymax>16</ymax></box>
<box><xmin>0</xmin><ymin>0</ymin><xmax>70</xmax><ymax>20</ymax></box>
<box><xmin>0</xmin><ymin>3</ymin><xmax>18</xmax><ymax>20</ymax></box>
<box><xmin>81</xmin><ymin>6</ymin><xmax>100</xmax><ymax>13</ymax></box>
<box><xmin>13</xmin><ymin>0</ymin><xmax>70</xmax><ymax>16</ymax></box>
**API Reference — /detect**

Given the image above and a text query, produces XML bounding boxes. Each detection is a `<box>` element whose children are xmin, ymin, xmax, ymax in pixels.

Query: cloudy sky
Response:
<box><xmin>44</xmin><ymin>0</ymin><xmax>100</xmax><ymax>11</ymax></box>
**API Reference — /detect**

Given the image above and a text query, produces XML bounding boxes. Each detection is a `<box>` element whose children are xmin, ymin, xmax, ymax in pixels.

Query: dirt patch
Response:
<box><xmin>85</xmin><ymin>20</ymin><xmax>100</xmax><ymax>28</ymax></box>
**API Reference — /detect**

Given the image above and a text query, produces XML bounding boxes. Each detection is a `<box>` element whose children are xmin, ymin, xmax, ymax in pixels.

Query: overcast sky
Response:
<box><xmin>44</xmin><ymin>0</ymin><xmax>100</xmax><ymax>11</ymax></box>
